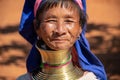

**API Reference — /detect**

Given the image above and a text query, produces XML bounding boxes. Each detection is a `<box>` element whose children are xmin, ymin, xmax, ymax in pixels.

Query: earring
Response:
<box><xmin>37</xmin><ymin>36</ymin><xmax>40</xmax><ymax>40</ymax></box>
<box><xmin>77</xmin><ymin>36</ymin><xmax>80</xmax><ymax>39</ymax></box>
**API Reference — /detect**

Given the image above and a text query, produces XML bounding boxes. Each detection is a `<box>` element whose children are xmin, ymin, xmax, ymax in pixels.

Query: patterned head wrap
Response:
<box><xmin>19</xmin><ymin>0</ymin><xmax>107</xmax><ymax>79</ymax></box>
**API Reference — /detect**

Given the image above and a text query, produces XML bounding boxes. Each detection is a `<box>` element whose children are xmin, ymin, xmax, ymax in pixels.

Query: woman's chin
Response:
<box><xmin>49</xmin><ymin>45</ymin><xmax>71</xmax><ymax>51</ymax></box>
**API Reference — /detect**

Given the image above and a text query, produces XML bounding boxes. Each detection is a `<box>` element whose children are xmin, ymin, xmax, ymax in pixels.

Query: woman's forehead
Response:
<box><xmin>37</xmin><ymin>0</ymin><xmax>80</xmax><ymax>21</ymax></box>
<box><xmin>49</xmin><ymin>2</ymin><xmax>79</xmax><ymax>14</ymax></box>
<box><xmin>46</xmin><ymin>6</ymin><xmax>79</xmax><ymax>16</ymax></box>
<box><xmin>40</xmin><ymin>6</ymin><xmax>80</xmax><ymax>21</ymax></box>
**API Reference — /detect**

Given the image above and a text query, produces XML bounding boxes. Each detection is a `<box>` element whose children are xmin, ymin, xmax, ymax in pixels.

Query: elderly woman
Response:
<box><xmin>17</xmin><ymin>0</ymin><xmax>107</xmax><ymax>80</ymax></box>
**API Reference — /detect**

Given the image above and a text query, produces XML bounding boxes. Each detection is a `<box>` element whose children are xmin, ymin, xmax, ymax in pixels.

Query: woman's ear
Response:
<box><xmin>33</xmin><ymin>19</ymin><xmax>41</xmax><ymax>37</ymax></box>
<box><xmin>33</xmin><ymin>19</ymin><xmax>39</xmax><ymax>30</ymax></box>
<box><xmin>77</xmin><ymin>27</ymin><xmax>82</xmax><ymax>38</ymax></box>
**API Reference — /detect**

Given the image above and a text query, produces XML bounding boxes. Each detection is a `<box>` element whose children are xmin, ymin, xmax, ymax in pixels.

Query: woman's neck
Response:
<box><xmin>36</xmin><ymin>44</ymin><xmax>71</xmax><ymax>68</ymax></box>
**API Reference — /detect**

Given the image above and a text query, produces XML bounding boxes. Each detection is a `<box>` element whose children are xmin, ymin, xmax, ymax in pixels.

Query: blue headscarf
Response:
<box><xmin>19</xmin><ymin>0</ymin><xmax>107</xmax><ymax>80</ymax></box>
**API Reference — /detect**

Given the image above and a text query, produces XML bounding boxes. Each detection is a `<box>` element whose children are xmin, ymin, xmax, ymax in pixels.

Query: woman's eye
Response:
<box><xmin>46</xmin><ymin>20</ymin><xmax>57</xmax><ymax>23</ymax></box>
<box><xmin>65</xmin><ymin>20</ymin><xmax>74</xmax><ymax>23</ymax></box>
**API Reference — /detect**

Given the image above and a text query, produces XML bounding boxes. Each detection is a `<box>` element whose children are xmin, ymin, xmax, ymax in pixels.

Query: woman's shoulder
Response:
<box><xmin>17</xmin><ymin>73</ymin><xmax>32</xmax><ymax>80</ymax></box>
<box><xmin>79</xmin><ymin>72</ymin><xmax>99</xmax><ymax>80</ymax></box>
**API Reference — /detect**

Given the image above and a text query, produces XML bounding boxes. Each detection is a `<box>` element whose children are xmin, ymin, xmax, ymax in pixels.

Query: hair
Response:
<box><xmin>35</xmin><ymin>0</ymin><xmax>87</xmax><ymax>29</ymax></box>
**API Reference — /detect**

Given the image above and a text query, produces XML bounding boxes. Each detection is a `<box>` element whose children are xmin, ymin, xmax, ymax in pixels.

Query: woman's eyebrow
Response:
<box><xmin>64</xmin><ymin>15</ymin><xmax>74</xmax><ymax>19</ymax></box>
<box><xmin>45</xmin><ymin>15</ymin><xmax>57</xmax><ymax>19</ymax></box>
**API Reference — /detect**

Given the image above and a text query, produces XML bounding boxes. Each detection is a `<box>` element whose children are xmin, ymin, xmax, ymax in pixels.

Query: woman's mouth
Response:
<box><xmin>51</xmin><ymin>39</ymin><xmax>68</xmax><ymax>43</ymax></box>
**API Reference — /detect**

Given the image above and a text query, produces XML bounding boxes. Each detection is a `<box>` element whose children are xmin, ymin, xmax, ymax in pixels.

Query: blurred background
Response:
<box><xmin>0</xmin><ymin>0</ymin><xmax>120</xmax><ymax>80</ymax></box>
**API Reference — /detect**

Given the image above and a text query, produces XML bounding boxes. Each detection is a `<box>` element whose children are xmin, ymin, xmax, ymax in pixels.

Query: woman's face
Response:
<box><xmin>36</xmin><ymin>5</ymin><xmax>81</xmax><ymax>50</ymax></box>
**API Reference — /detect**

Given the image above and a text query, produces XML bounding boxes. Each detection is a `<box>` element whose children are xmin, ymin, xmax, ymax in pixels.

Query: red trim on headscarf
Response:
<box><xmin>34</xmin><ymin>0</ymin><xmax>42</xmax><ymax>17</ymax></box>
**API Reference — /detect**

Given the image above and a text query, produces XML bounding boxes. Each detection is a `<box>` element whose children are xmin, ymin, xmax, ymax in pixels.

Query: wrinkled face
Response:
<box><xmin>36</xmin><ymin>5</ymin><xmax>81</xmax><ymax>50</ymax></box>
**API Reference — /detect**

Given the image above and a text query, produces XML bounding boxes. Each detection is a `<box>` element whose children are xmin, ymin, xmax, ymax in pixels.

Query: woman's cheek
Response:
<box><xmin>66</xmin><ymin>24</ymin><xmax>80</xmax><ymax>38</ymax></box>
<box><xmin>41</xmin><ymin>23</ymin><xmax>55</xmax><ymax>35</ymax></box>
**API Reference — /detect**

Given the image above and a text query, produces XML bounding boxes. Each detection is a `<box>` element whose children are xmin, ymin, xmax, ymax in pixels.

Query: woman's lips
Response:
<box><xmin>51</xmin><ymin>39</ymin><xmax>68</xmax><ymax>43</ymax></box>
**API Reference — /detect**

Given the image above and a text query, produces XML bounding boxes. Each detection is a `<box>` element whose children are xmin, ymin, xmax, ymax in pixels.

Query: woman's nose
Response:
<box><xmin>54</xmin><ymin>22</ymin><xmax>67</xmax><ymax>35</ymax></box>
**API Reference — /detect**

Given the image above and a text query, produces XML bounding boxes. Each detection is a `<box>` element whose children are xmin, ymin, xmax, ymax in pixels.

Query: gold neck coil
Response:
<box><xmin>33</xmin><ymin>44</ymin><xmax>84</xmax><ymax>80</ymax></box>
<box><xmin>36</xmin><ymin>44</ymin><xmax>71</xmax><ymax>65</ymax></box>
